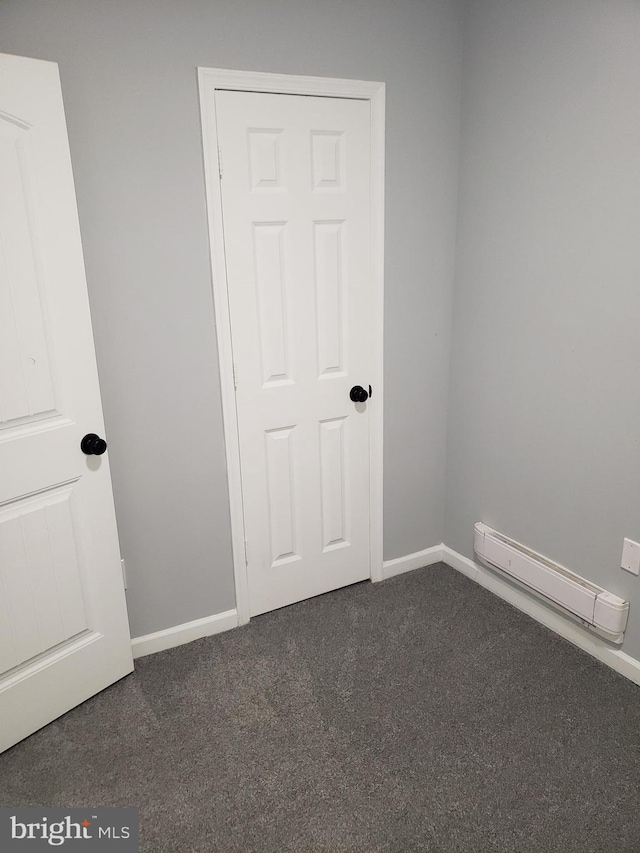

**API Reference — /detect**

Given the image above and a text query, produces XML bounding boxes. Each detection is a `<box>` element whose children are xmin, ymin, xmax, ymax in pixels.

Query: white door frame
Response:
<box><xmin>198</xmin><ymin>68</ymin><xmax>385</xmax><ymax>625</ymax></box>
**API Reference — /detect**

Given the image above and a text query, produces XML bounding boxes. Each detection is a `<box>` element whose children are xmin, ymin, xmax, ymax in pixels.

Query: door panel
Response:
<box><xmin>216</xmin><ymin>91</ymin><xmax>371</xmax><ymax>617</ymax></box>
<box><xmin>0</xmin><ymin>53</ymin><xmax>133</xmax><ymax>753</ymax></box>
<box><xmin>0</xmin><ymin>119</ymin><xmax>56</xmax><ymax>424</ymax></box>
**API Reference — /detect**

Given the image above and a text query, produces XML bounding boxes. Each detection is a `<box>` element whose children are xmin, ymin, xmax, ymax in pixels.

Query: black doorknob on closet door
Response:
<box><xmin>350</xmin><ymin>385</ymin><xmax>369</xmax><ymax>403</ymax></box>
<box><xmin>81</xmin><ymin>433</ymin><xmax>107</xmax><ymax>456</ymax></box>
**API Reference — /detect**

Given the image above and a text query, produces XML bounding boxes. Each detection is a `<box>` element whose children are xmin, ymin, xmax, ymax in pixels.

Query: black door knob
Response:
<box><xmin>81</xmin><ymin>433</ymin><xmax>107</xmax><ymax>456</ymax></box>
<box><xmin>350</xmin><ymin>385</ymin><xmax>369</xmax><ymax>403</ymax></box>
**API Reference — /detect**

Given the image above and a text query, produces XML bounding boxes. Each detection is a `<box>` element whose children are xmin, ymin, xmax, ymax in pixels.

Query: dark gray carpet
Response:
<box><xmin>1</xmin><ymin>564</ymin><xmax>639</xmax><ymax>852</ymax></box>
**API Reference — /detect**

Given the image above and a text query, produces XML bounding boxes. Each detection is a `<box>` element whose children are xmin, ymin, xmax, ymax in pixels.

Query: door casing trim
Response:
<box><xmin>198</xmin><ymin>68</ymin><xmax>385</xmax><ymax>625</ymax></box>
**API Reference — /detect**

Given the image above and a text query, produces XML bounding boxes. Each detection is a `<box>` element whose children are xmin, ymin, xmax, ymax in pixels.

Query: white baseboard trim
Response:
<box><xmin>381</xmin><ymin>545</ymin><xmax>444</xmax><ymax>581</ymax></box>
<box><xmin>130</xmin><ymin>547</ymin><xmax>640</xmax><ymax>686</ymax></box>
<box><xmin>441</xmin><ymin>545</ymin><xmax>640</xmax><ymax>688</ymax></box>
<box><xmin>131</xmin><ymin>609</ymin><xmax>238</xmax><ymax>659</ymax></box>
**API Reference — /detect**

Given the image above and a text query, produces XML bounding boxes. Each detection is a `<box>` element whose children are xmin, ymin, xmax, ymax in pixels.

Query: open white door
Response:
<box><xmin>214</xmin><ymin>89</ymin><xmax>375</xmax><ymax>617</ymax></box>
<box><xmin>0</xmin><ymin>53</ymin><xmax>133</xmax><ymax>753</ymax></box>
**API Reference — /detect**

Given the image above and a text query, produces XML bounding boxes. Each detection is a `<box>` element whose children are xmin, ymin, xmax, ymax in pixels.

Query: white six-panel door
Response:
<box><xmin>215</xmin><ymin>90</ymin><xmax>372</xmax><ymax>616</ymax></box>
<box><xmin>0</xmin><ymin>53</ymin><xmax>132</xmax><ymax>752</ymax></box>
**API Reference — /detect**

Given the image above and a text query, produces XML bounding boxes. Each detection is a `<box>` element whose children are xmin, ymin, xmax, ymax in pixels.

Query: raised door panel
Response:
<box><xmin>253</xmin><ymin>222</ymin><xmax>293</xmax><ymax>386</ymax></box>
<box><xmin>311</xmin><ymin>131</ymin><xmax>345</xmax><ymax>191</ymax></box>
<box><xmin>0</xmin><ymin>116</ymin><xmax>56</xmax><ymax>426</ymax></box>
<box><xmin>319</xmin><ymin>417</ymin><xmax>349</xmax><ymax>551</ymax></box>
<box><xmin>248</xmin><ymin>128</ymin><xmax>284</xmax><ymax>190</ymax></box>
<box><xmin>314</xmin><ymin>220</ymin><xmax>347</xmax><ymax>378</ymax></box>
<box><xmin>0</xmin><ymin>485</ymin><xmax>88</xmax><ymax>673</ymax></box>
<box><xmin>265</xmin><ymin>426</ymin><xmax>300</xmax><ymax>566</ymax></box>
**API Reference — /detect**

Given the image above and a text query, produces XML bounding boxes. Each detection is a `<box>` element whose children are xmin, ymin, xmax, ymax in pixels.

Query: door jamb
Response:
<box><xmin>197</xmin><ymin>68</ymin><xmax>385</xmax><ymax>625</ymax></box>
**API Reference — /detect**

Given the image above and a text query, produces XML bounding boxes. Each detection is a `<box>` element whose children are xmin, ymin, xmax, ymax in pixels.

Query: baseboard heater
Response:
<box><xmin>474</xmin><ymin>523</ymin><xmax>629</xmax><ymax>643</ymax></box>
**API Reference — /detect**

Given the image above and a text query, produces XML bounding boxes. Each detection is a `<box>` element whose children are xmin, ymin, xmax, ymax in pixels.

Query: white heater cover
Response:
<box><xmin>474</xmin><ymin>523</ymin><xmax>629</xmax><ymax>643</ymax></box>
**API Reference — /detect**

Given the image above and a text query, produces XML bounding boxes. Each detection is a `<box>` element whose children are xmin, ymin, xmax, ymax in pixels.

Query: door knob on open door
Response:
<box><xmin>350</xmin><ymin>385</ymin><xmax>369</xmax><ymax>403</ymax></box>
<box><xmin>81</xmin><ymin>433</ymin><xmax>107</xmax><ymax>456</ymax></box>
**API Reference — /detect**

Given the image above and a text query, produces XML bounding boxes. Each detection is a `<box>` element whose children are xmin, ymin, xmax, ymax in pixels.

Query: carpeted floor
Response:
<box><xmin>1</xmin><ymin>564</ymin><xmax>639</xmax><ymax>852</ymax></box>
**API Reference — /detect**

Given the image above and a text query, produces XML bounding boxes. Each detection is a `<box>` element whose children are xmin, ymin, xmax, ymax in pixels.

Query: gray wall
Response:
<box><xmin>0</xmin><ymin>0</ymin><xmax>463</xmax><ymax>636</ymax></box>
<box><xmin>446</xmin><ymin>0</ymin><xmax>640</xmax><ymax>658</ymax></box>
<box><xmin>3</xmin><ymin>0</ymin><xmax>639</xmax><ymax>662</ymax></box>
